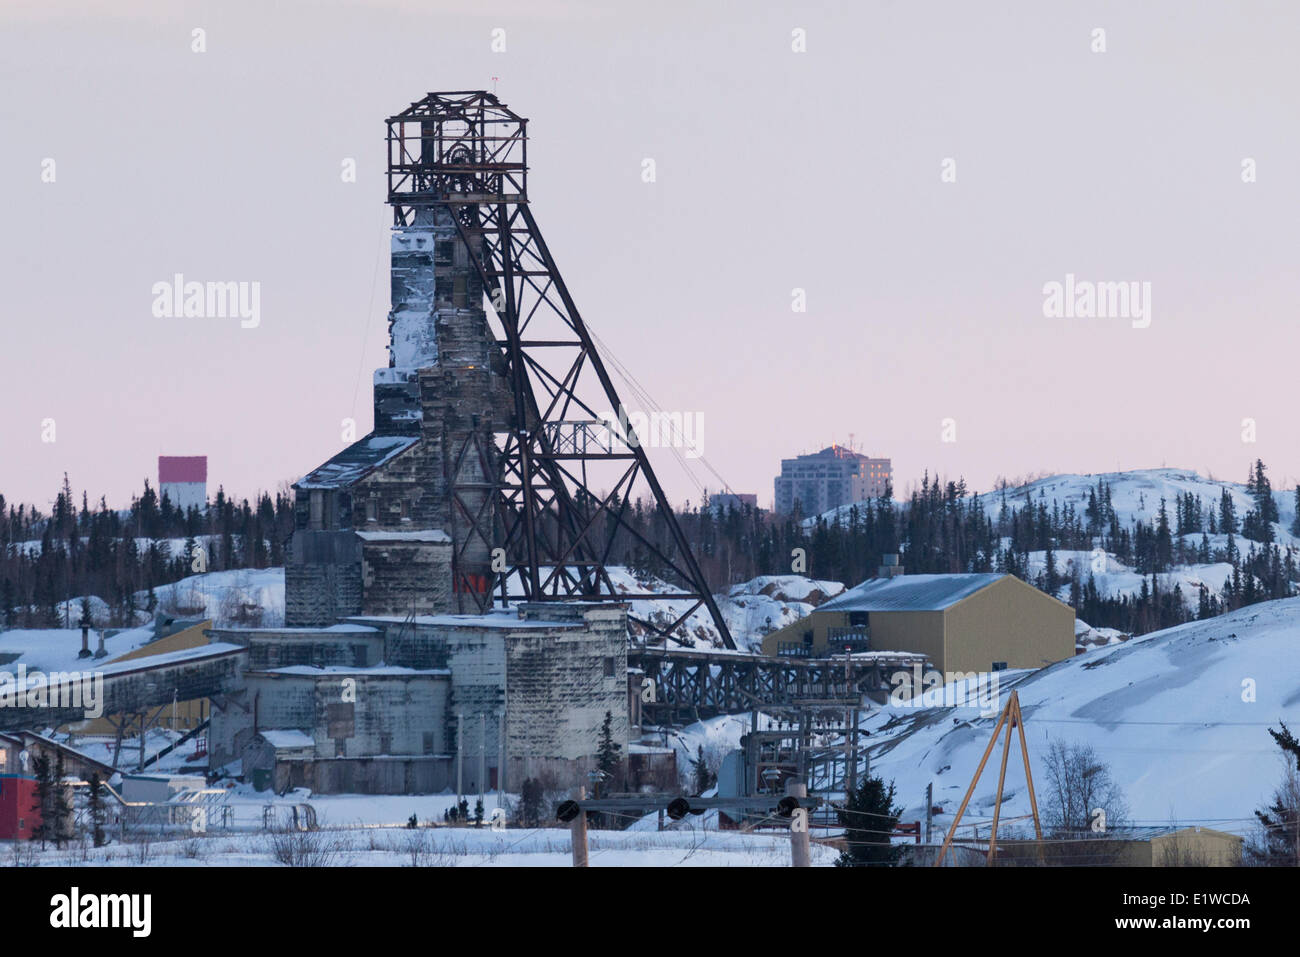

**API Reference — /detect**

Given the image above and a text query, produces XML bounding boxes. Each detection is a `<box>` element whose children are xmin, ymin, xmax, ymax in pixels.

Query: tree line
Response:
<box><xmin>634</xmin><ymin>459</ymin><xmax>1298</xmax><ymax>637</ymax></box>
<box><xmin>0</xmin><ymin>474</ymin><xmax>294</xmax><ymax>628</ymax></box>
<box><xmin>3</xmin><ymin>460</ymin><xmax>1296</xmax><ymax>638</ymax></box>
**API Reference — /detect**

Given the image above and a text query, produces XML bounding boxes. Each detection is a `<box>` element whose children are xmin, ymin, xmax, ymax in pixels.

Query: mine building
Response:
<box><xmin>208</xmin><ymin>93</ymin><xmax>638</xmax><ymax>795</ymax></box>
<box><xmin>760</xmin><ymin>558</ymin><xmax>1075</xmax><ymax>674</ymax></box>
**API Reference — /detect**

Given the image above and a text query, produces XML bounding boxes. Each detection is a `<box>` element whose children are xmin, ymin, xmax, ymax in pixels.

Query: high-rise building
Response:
<box><xmin>773</xmin><ymin>446</ymin><xmax>891</xmax><ymax>516</ymax></box>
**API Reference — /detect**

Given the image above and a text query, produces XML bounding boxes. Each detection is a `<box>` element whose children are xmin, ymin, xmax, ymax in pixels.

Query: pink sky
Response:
<box><xmin>3</xmin><ymin>0</ymin><xmax>1299</xmax><ymax>515</ymax></box>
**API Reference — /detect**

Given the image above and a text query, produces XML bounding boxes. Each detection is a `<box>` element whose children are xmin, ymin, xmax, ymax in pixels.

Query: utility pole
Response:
<box><xmin>570</xmin><ymin>785</ymin><xmax>589</xmax><ymax>867</ymax></box>
<box><xmin>478</xmin><ymin>713</ymin><xmax>486</xmax><ymax>806</ymax></box>
<box><xmin>497</xmin><ymin>710</ymin><xmax>506</xmax><ymax>810</ymax></box>
<box><xmin>456</xmin><ymin>710</ymin><xmax>463</xmax><ymax>805</ymax></box>
<box><xmin>925</xmin><ymin>782</ymin><xmax>933</xmax><ymax>845</ymax></box>
<box><xmin>786</xmin><ymin>779</ymin><xmax>811</xmax><ymax>867</ymax></box>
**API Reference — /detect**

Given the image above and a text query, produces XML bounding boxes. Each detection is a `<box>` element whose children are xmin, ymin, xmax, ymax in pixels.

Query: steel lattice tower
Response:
<box><xmin>385</xmin><ymin>91</ymin><xmax>735</xmax><ymax>649</ymax></box>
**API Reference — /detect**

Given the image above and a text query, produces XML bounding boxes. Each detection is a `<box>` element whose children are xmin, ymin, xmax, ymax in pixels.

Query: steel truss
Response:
<box><xmin>386</xmin><ymin>91</ymin><xmax>734</xmax><ymax>647</ymax></box>
<box><xmin>627</xmin><ymin>647</ymin><xmax>926</xmax><ymax>725</ymax></box>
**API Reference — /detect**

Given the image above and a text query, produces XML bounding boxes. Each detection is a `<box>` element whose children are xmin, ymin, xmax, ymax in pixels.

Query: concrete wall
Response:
<box><xmin>505</xmin><ymin>604</ymin><xmax>629</xmax><ymax>764</ymax></box>
<box><xmin>211</xmin><ymin>668</ymin><xmax>450</xmax><ymax>781</ymax></box>
<box><xmin>284</xmin><ymin>530</ymin><xmax>363</xmax><ymax>627</ymax></box>
<box><xmin>210</xmin><ymin>626</ymin><xmax>384</xmax><ymax>670</ymax></box>
<box><xmin>943</xmin><ymin>576</ymin><xmax>1075</xmax><ymax>673</ymax></box>
<box><xmin>311</xmin><ymin>672</ymin><xmax>450</xmax><ymax>759</ymax></box>
<box><xmin>360</xmin><ymin>539</ymin><xmax>453</xmax><ymax>618</ymax></box>
<box><xmin>277</xmin><ymin>756</ymin><xmax>452</xmax><ymax>795</ymax></box>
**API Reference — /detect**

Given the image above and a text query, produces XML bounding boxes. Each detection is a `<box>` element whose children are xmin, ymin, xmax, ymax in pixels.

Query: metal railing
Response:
<box><xmin>827</xmin><ymin>626</ymin><xmax>870</xmax><ymax>647</ymax></box>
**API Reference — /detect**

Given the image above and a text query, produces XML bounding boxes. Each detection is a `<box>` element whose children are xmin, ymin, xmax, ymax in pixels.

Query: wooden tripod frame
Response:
<box><xmin>934</xmin><ymin>690</ymin><xmax>1043</xmax><ymax>866</ymax></box>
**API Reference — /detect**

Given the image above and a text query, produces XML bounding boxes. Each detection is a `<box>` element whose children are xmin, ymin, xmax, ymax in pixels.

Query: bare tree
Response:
<box><xmin>1041</xmin><ymin>739</ymin><xmax>1129</xmax><ymax>837</ymax></box>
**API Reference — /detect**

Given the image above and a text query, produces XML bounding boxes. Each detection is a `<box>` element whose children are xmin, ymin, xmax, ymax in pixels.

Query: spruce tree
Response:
<box><xmin>518</xmin><ymin>778</ymin><xmax>544</xmax><ymax>828</ymax></box>
<box><xmin>691</xmin><ymin>745</ymin><xmax>716</xmax><ymax>795</ymax></box>
<box><xmin>836</xmin><ymin>775</ymin><xmax>903</xmax><ymax>867</ymax></box>
<box><xmin>1250</xmin><ymin>722</ymin><xmax>1300</xmax><ymax>865</ymax></box>
<box><xmin>50</xmin><ymin>751</ymin><xmax>70</xmax><ymax>847</ymax></box>
<box><xmin>595</xmin><ymin>710</ymin><xmax>622</xmax><ymax>792</ymax></box>
<box><xmin>87</xmin><ymin>773</ymin><xmax>107</xmax><ymax>847</ymax></box>
<box><xmin>29</xmin><ymin>752</ymin><xmax>52</xmax><ymax>848</ymax></box>
<box><xmin>1154</xmin><ymin>499</ymin><xmax>1173</xmax><ymax>571</ymax></box>
<box><xmin>1220</xmin><ymin>490</ymin><xmax>1237</xmax><ymax>535</ymax></box>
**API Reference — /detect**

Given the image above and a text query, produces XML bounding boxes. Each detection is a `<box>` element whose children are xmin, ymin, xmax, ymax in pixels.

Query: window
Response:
<box><xmin>602</xmin><ymin>656</ymin><xmax>616</xmax><ymax>678</ymax></box>
<box><xmin>309</xmin><ymin>490</ymin><xmax>324</xmax><ymax>529</ymax></box>
<box><xmin>379</xmin><ymin>733</ymin><xmax>392</xmax><ymax>754</ymax></box>
<box><xmin>802</xmin><ymin>630</ymin><xmax>814</xmax><ymax>646</ymax></box>
<box><xmin>452</xmin><ymin>276</ymin><xmax>467</xmax><ymax>307</ymax></box>
<box><xmin>400</xmin><ymin>500</ymin><xmax>411</xmax><ymax>523</ymax></box>
<box><xmin>849</xmin><ymin>612</ymin><xmax>869</xmax><ymax>627</ymax></box>
<box><xmin>992</xmin><ymin>661</ymin><xmax>1008</xmax><ymax>672</ymax></box>
<box><xmin>435</xmin><ymin>240</ymin><xmax>455</xmax><ymax>265</ymax></box>
<box><xmin>423</xmin><ymin>732</ymin><xmax>435</xmax><ymax>754</ymax></box>
<box><xmin>366</xmin><ymin>499</ymin><xmax>377</xmax><ymax>523</ymax></box>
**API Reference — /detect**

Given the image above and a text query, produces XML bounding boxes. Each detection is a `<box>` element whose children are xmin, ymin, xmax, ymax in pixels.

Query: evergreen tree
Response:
<box><xmin>1043</xmin><ymin>539</ymin><xmax>1059</xmax><ymax>598</ymax></box>
<box><xmin>691</xmin><ymin>745</ymin><xmax>716</xmax><ymax>795</ymax></box>
<box><xmin>1250</xmin><ymin>722</ymin><xmax>1300</xmax><ymax>865</ymax></box>
<box><xmin>836</xmin><ymin>775</ymin><xmax>903</xmax><ymax>867</ymax></box>
<box><xmin>518</xmin><ymin>778</ymin><xmax>545</xmax><ymax>828</ymax></box>
<box><xmin>29</xmin><ymin>752</ymin><xmax>52</xmax><ymax>848</ymax></box>
<box><xmin>87</xmin><ymin>773</ymin><xmax>107</xmax><ymax>847</ymax></box>
<box><xmin>596</xmin><ymin>710</ymin><xmax>622</xmax><ymax>791</ymax></box>
<box><xmin>46</xmin><ymin>751</ymin><xmax>71</xmax><ymax>848</ymax></box>
<box><xmin>1219</xmin><ymin>489</ymin><xmax>1238</xmax><ymax>535</ymax></box>
<box><xmin>1154</xmin><ymin>499</ymin><xmax>1173</xmax><ymax>571</ymax></box>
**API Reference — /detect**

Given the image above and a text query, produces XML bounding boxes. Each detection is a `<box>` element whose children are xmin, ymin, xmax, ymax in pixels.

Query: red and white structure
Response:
<box><xmin>158</xmin><ymin>455</ymin><xmax>207</xmax><ymax>513</ymax></box>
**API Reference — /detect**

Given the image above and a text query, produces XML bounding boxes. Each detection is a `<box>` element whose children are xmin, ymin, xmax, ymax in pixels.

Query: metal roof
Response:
<box><xmin>296</xmin><ymin>434</ymin><xmax>419</xmax><ymax>489</ymax></box>
<box><xmin>818</xmin><ymin>573</ymin><xmax>1007</xmax><ymax>612</ymax></box>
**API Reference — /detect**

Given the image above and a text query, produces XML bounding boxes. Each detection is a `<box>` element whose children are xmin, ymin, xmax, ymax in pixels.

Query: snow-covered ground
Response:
<box><xmin>998</xmin><ymin>468</ymin><xmax>1299</xmax><ymax>548</ymax></box>
<box><xmin>0</xmin><ymin>623</ymin><xmax>158</xmax><ymax>674</ymax></box>
<box><xmin>1075</xmin><ymin>618</ymin><xmax>1128</xmax><ymax>652</ymax></box>
<box><xmin>719</xmin><ymin>576</ymin><xmax>844</xmax><ymax>652</ymax></box>
<box><xmin>4</xmin><ymin>797</ymin><xmax>833</xmax><ymax>867</ymax></box>
<box><xmin>646</xmin><ymin>598</ymin><xmax>1300</xmax><ymax>844</ymax></box>
<box><xmin>73</xmin><ymin>565</ymin><xmax>841</xmax><ymax>650</ymax></box>
<box><xmin>859</xmin><ymin>596</ymin><xmax>1300</xmax><ymax>839</ymax></box>
<box><xmin>149</xmin><ymin>568</ymin><xmax>285</xmax><ymax>627</ymax></box>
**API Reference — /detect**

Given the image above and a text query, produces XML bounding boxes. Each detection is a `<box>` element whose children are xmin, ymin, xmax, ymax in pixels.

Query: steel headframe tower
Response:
<box><xmin>385</xmin><ymin>91</ymin><xmax>735</xmax><ymax>649</ymax></box>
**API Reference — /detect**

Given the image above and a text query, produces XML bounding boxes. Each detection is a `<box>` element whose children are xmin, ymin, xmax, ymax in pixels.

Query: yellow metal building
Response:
<box><xmin>74</xmin><ymin>618</ymin><xmax>212</xmax><ymax>735</ymax></box>
<box><xmin>760</xmin><ymin>573</ymin><xmax>1074</xmax><ymax>674</ymax></box>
